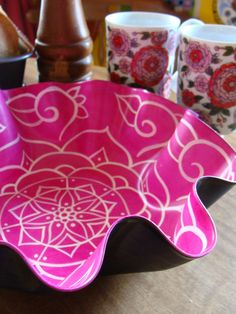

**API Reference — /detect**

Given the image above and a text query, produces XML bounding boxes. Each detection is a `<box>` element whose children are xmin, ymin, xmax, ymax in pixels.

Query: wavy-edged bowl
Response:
<box><xmin>0</xmin><ymin>80</ymin><xmax>235</xmax><ymax>291</ymax></box>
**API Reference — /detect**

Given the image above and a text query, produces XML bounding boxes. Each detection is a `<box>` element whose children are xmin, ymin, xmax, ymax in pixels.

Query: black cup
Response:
<box><xmin>0</xmin><ymin>50</ymin><xmax>33</xmax><ymax>90</ymax></box>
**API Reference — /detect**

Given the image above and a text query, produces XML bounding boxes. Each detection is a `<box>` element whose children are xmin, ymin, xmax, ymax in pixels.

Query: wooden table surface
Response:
<box><xmin>0</xmin><ymin>59</ymin><xmax>235</xmax><ymax>314</ymax></box>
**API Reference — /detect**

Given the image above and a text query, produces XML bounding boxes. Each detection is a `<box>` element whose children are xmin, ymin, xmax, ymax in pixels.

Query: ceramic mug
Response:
<box><xmin>106</xmin><ymin>11</ymin><xmax>184</xmax><ymax>98</ymax></box>
<box><xmin>177</xmin><ymin>23</ymin><xmax>236</xmax><ymax>134</ymax></box>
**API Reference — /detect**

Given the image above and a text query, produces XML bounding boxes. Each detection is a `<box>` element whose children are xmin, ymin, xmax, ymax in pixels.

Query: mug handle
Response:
<box><xmin>179</xmin><ymin>18</ymin><xmax>205</xmax><ymax>30</ymax></box>
<box><xmin>171</xmin><ymin>18</ymin><xmax>205</xmax><ymax>94</ymax></box>
<box><xmin>176</xmin><ymin>18</ymin><xmax>205</xmax><ymax>48</ymax></box>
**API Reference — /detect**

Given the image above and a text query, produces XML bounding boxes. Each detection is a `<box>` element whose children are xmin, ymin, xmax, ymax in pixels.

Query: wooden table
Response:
<box><xmin>0</xmin><ymin>59</ymin><xmax>235</xmax><ymax>314</ymax></box>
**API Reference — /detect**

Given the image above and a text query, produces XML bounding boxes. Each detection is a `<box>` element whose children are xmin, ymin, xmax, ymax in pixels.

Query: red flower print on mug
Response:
<box><xmin>110</xmin><ymin>72</ymin><xmax>121</xmax><ymax>83</ymax></box>
<box><xmin>119</xmin><ymin>58</ymin><xmax>131</xmax><ymax>74</ymax></box>
<box><xmin>151</xmin><ymin>31</ymin><xmax>168</xmax><ymax>46</ymax></box>
<box><xmin>131</xmin><ymin>45</ymin><xmax>168</xmax><ymax>87</ymax></box>
<box><xmin>109</xmin><ymin>29</ymin><xmax>131</xmax><ymax>56</ymax></box>
<box><xmin>195</xmin><ymin>75</ymin><xmax>209</xmax><ymax>93</ymax></box>
<box><xmin>208</xmin><ymin>63</ymin><xmax>236</xmax><ymax>108</ymax></box>
<box><xmin>184</xmin><ymin>42</ymin><xmax>212</xmax><ymax>72</ymax></box>
<box><xmin>182</xmin><ymin>89</ymin><xmax>195</xmax><ymax>107</ymax></box>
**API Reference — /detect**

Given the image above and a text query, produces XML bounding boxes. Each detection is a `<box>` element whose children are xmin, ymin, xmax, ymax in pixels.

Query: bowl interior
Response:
<box><xmin>0</xmin><ymin>80</ymin><xmax>235</xmax><ymax>290</ymax></box>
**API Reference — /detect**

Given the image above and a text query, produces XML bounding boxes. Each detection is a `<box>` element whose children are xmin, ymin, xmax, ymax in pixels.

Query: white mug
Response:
<box><xmin>177</xmin><ymin>23</ymin><xmax>236</xmax><ymax>134</ymax></box>
<box><xmin>105</xmin><ymin>11</ymin><xmax>202</xmax><ymax>98</ymax></box>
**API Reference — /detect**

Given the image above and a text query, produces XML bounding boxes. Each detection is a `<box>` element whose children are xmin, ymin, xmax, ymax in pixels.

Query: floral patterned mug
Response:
<box><xmin>105</xmin><ymin>12</ymin><xmax>182</xmax><ymax>98</ymax></box>
<box><xmin>177</xmin><ymin>23</ymin><xmax>236</xmax><ymax>134</ymax></box>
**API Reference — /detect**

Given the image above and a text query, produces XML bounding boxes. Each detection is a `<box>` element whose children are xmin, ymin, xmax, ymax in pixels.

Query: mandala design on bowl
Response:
<box><xmin>0</xmin><ymin>81</ymin><xmax>235</xmax><ymax>291</ymax></box>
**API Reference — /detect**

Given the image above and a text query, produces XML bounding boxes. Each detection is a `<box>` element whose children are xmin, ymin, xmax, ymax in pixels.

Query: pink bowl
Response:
<box><xmin>0</xmin><ymin>80</ymin><xmax>235</xmax><ymax>291</ymax></box>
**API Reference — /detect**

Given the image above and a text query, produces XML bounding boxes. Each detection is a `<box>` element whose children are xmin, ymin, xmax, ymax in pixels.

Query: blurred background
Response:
<box><xmin>0</xmin><ymin>0</ymin><xmax>235</xmax><ymax>65</ymax></box>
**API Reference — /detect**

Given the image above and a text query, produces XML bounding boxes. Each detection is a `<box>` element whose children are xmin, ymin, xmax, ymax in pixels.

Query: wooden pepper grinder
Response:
<box><xmin>35</xmin><ymin>0</ymin><xmax>93</xmax><ymax>82</ymax></box>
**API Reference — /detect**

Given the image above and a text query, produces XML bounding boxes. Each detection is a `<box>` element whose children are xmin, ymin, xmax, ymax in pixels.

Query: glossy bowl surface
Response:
<box><xmin>0</xmin><ymin>80</ymin><xmax>235</xmax><ymax>291</ymax></box>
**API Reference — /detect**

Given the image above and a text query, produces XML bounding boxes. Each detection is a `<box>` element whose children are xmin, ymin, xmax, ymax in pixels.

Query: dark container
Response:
<box><xmin>0</xmin><ymin>28</ymin><xmax>33</xmax><ymax>90</ymax></box>
<box><xmin>0</xmin><ymin>50</ymin><xmax>33</xmax><ymax>90</ymax></box>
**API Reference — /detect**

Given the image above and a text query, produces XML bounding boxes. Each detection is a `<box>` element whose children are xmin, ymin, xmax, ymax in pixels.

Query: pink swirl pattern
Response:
<box><xmin>0</xmin><ymin>80</ymin><xmax>235</xmax><ymax>291</ymax></box>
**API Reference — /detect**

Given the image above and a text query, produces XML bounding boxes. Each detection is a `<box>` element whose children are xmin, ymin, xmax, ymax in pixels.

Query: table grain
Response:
<box><xmin>0</xmin><ymin>58</ymin><xmax>235</xmax><ymax>314</ymax></box>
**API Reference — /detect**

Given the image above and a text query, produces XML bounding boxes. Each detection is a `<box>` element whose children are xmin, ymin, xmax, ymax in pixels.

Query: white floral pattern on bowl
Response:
<box><xmin>0</xmin><ymin>80</ymin><xmax>235</xmax><ymax>291</ymax></box>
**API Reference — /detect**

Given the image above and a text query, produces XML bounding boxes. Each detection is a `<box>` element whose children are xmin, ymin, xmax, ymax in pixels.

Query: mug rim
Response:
<box><xmin>105</xmin><ymin>11</ymin><xmax>181</xmax><ymax>29</ymax></box>
<box><xmin>180</xmin><ymin>24</ymin><xmax>236</xmax><ymax>45</ymax></box>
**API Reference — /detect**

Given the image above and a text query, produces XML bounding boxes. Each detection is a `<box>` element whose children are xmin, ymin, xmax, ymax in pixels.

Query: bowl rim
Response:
<box><xmin>0</xmin><ymin>50</ymin><xmax>33</xmax><ymax>64</ymax></box>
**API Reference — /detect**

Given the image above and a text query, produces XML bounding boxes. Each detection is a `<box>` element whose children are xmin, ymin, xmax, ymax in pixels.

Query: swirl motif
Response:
<box><xmin>0</xmin><ymin>81</ymin><xmax>235</xmax><ymax>291</ymax></box>
<box><xmin>7</xmin><ymin>86</ymin><xmax>87</xmax><ymax>141</ymax></box>
<box><xmin>116</xmin><ymin>93</ymin><xmax>180</xmax><ymax>139</ymax></box>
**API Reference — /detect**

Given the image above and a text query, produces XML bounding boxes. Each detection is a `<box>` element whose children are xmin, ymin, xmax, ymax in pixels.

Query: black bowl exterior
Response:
<box><xmin>0</xmin><ymin>177</ymin><xmax>235</xmax><ymax>292</ymax></box>
<box><xmin>0</xmin><ymin>220</ymin><xmax>192</xmax><ymax>292</ymax></box>
<box><xmin>0</xmin><ymin>80</ymin><xmax>235</xmax><ymax>291</ymax></box>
